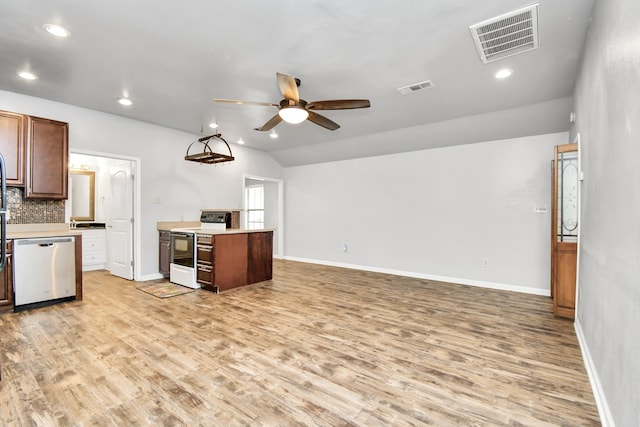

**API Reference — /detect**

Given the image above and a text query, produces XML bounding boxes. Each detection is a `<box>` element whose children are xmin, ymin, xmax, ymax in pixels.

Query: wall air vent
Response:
<box><xmin>469</xmin><ymin>4</ymin><xmax>539</xmax><ymax>64</ymax></box>
<box><xmin>396</xmin><ymin>80</ymin><xmax>434</xmax><ymax>95</ymax></box>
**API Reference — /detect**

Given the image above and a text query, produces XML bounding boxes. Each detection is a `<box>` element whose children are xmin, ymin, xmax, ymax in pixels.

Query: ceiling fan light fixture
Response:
<box><xmin>278</xmin><ymin>107</ymin><xmax>308</xmax><ymax>124</ymax></box>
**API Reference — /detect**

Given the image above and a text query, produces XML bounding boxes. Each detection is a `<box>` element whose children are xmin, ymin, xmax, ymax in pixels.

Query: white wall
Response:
<box><xmin>0</xmin><ymin>90</ymin><xmax>284</xmax><ymax>279</ymax></box>
<box><xmin>571</xmin><ymin>0</ymin><xmax>640</xmax><ymax>425</ymax></box>
<box><xmin>284</xmin><ymin>132</ymin><xmax>567</xmax><ymax>294</ymax></box>
<box><xmin>263</xmin><ymin>181</ymin><xmax>280</xmax><ymax>256</ymax></box>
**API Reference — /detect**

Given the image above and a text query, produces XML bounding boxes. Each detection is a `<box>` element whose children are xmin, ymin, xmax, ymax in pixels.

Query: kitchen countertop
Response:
<box><xmin>157</xmin><ymin>221</ymin><xmax>201</xmax><ymax>231</ymax></box>
<box><xmin>7</xmin><ymin>223</ymin><xmax>81</xmax><ymax>239</ymax></box>
<box><xmin>171</xmin><ymin>227</ymin><xmax>274</xmax><ymax>235</ymax></box>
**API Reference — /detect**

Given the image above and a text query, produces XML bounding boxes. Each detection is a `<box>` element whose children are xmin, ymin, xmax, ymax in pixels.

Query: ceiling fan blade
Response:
<box><xmin>256</xmin><ymin>114</ymin><xmax>283</xmax><ymax>131</ymax></box>
<box><xmin>276</xmin><ymin>72</ymin><xmax>300</xmax><ymax>101</ymax></box>
<box><xmin>307</xmin><ymin>111</ymin><xmax>340</xmax><ymax>131</ymax></box>
<box><xmin>213</xmin><ymin>99</ymin><xmax>278</xmax><ymax>108</ymax></box>
<box><xmin>306</xmin><ymin>99</ymin><xmax>371</xmax><ymax>110</ymax></box>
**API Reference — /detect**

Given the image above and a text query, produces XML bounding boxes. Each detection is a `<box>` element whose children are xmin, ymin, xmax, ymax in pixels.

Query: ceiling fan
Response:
<box><xmin>214</xmin><ymin>72</ymin><xmax>370</xmax><ymax>131</ymax></box>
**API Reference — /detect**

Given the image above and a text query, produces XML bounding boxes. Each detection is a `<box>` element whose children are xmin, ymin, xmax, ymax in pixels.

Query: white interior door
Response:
<box><xmin>109</xmin><ymin>167</ymin><xmax>134</xmax><ymax>280</ymax></box>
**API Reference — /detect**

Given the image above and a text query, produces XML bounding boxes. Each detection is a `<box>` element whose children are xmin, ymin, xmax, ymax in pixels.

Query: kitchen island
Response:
<box><xmin>157</xmin><ymin>223</ymin><xmax>273</xmax><ymax>293</ymax></box>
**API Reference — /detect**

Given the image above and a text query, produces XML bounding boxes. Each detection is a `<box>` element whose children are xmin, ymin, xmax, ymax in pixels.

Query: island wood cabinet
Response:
<box><xmin>0</xmin><ymin>111</ymin><xmax>26</xmax><ymax>186</ymax></box>
<box><xmin>248</xmin><ymin>231</ymin><xmax>273</xmax><ymax>284</ymax></box>
<box><xmin>196</xmin><ymin>230</ymin><xmax>273</xmax><ymax>292</ymax></box>
<box><xmin>0</xmin><ymin>110</ymin><xmax>69</xmax><ymax>199</ymax></box>
<box><xmin>25</xmin><ymin>116</ymin><xmax>69</xmax><ymax>199</ymax></box>
<box><xmin>0</xmin><ymin>241</ymin><xmax>13</xmax><ymax>314</ymax></box>
<box><xmin>159</xmin><ymin>231</ymin><xmax>171</xmax><ymax>277</ymax></box>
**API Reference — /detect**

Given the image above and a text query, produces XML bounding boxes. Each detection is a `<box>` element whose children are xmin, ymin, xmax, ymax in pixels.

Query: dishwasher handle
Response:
<box><xmin>38</xmin><ymin>243</ymin><xmax>55</xmax><ymax>248</ymax></box>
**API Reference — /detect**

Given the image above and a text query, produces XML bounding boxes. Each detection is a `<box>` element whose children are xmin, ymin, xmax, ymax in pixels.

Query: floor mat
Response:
<box><xmin>136</xmin><ymin>282</ymin><xmax>195</xmax><ymax>298</ymax></box>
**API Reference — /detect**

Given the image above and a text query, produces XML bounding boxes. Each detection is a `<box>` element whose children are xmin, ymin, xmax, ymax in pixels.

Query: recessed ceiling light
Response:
<box><xmin>18</xmin><ymin>71</ymin><xmax>38</xmax><ymax>80</ymax></box>
<box><xmin>117</xmin><ymin>97</ymin><xmax>133</xmax><ymax>106</ymax></box>
<box><xmin>44</xmin><ymin>24</ymin><xmax>71</xmax><ymax>38</ymax></box>
<box><xmin>237</xmin><ymin>138</ymin><xmax>245</xmax><ymax>145</ymax></box>
<box><xmin>269</xmin><ymin>130</ymin><xmax>278</xmax><ymax>139</ymax></box>
<box><xmin>495</xmin><ymin>69</ymin><xmax>513</xmax><ymax>79</ymax></box>
<box><xmin>209</xmin><ymin>122</ymin><xmax>219</xmax><ymax>129</ymax></box>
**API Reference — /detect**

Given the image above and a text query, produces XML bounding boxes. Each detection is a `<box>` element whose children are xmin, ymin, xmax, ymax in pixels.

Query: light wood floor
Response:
<box><xmin>0</xmin><ymin>260</ymin><xmax>599</xmax><ymax>426</ymax></box>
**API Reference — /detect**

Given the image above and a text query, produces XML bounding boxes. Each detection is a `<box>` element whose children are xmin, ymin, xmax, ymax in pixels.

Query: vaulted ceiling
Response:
<box><xmin>0</xmin><ymin>1</ymin><xmax>595</xmax><ymax>166</ymax></box>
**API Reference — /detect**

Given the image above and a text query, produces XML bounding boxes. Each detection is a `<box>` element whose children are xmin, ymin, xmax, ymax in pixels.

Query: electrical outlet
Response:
<box><xmin>482</xmin><ymin>259</ymin><xmax>489</xmax><ymax>267</ymax></box>
<box><xmin>343</xmin><ymin>243</ymin><xmax>348</xmax><ymax>253</ymax></box>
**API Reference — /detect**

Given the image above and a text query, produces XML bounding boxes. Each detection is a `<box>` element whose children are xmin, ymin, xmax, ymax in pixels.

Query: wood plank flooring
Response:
<box><xmin>0</xmin><ymin>260</ymin><xmax>600</xmax><ymax>426</ymax></box>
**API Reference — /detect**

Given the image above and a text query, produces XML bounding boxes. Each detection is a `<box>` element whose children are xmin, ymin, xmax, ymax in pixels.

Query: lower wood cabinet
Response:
<box><xmin>248</xmin><ymin>231</ymin><xmax>273</xmax><ymax>284</ymax></box>
<box><xmin>0</xmin><ymin>241</ymin><xmax>13</xmax><ymax>314</ymax></box>
<box><xmin>214</xmin><ymin>233</ymin><xmax>248</xmax><ymax>292</ymax></box>
<box><xmin>159</xmin><ymin>231</ymin><xmax>170</xmax><ymax>277</ymax></box>
<box><xmin>196</xmin><ymin>231</ymin><xmax>273</xmax><ymax>292</ymax></box>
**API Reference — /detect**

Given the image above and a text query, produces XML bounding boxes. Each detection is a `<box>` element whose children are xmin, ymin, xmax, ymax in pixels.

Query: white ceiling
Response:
<box><xmin>0</xmin><ymin>0</ymin><xmax>595</xmax><ymax>166</ymax></box>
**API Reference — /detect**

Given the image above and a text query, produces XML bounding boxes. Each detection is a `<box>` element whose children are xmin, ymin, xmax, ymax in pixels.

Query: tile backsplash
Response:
<box><xmin>6</xmin><ymin>187</ymin><xmax>66</xmax><ymax>224</ymax></box>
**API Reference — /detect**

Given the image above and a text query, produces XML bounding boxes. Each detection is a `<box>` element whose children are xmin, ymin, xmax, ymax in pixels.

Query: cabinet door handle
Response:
<box><xmin>197</xmin><ymin>245</ymin><xmax>212</xmax><ymax>252</ymax></box>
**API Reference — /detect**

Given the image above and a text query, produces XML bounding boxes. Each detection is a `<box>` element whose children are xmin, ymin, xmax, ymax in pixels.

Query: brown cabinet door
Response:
<box><xmin>214</xmin><ymin>233</ymin><xmax>248</xmax><ymax>292</ymax></box>
<box><xmin>196</xmin><ymin>264</ymin><xmax>214</xmax><ymax>287</ymax></box>
<box><xmin>248</xmin><ymin>231</ymin><xmax>273</xmax><ymax>284</ymax></box>
<box><xmin>196</xmin><ymin>243</ymin><xmax>213</xmax><ymax>265</ymax></box>
<box><xmin>25</xmin><ymin>116</ymin><xmax>69</xmax><ymax>199</ymax></box>
<box><xmin>159</xmin><ymin>241</ymin><xmax>171</xmax><ymax>275</ymax></box>
<box><xmin>159</xmin><ymin>231</ymin><xmax>171</xmax><ymax>275</ymax></box>
<box><xmin>0</xmin><ymin>110</ymin><xmax>26</xmax><ymax>186</ymax></box>
<box><xmin>0</xmin><ymin>242</ymin><xmax>13</xmax><ymax>313</ymax></box>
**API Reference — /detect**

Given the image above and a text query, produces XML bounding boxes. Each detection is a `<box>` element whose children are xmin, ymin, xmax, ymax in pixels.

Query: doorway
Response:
<box><xmin>242</xmin><ymin>175</ymin><xmax>284</xmax><ymax>258</ymax></box>
<box><xmin>69</xmin><ymin>150</ymin><xmax>140</xmax><ymax>280</ymax></box>
<box><xmin>551</xmin><ymin>142</ymin><xmax>579</xmax><ymax>318</ymax></box>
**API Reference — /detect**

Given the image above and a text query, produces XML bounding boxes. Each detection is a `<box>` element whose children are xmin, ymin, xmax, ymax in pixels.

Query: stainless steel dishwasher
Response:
<box><xmin>13</xmin><ymin>236</ymin><xmax>76</xmax><ymax>311</ymax></box>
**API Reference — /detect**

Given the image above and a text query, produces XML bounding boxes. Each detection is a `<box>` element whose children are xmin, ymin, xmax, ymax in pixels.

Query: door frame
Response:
<box><xmin>70</xmin><ymin>148</ymin><xmax>141</xmax><ymax>280</ymax></box>
<box><xmin>573</xmin><ymin>132</ymin><xmax>584</xmax><ymax>319</ymax></box>
<box><xmin>242</xmin><ymin>174</ymin><xmax>284</xmax><ymax>258</ymax></box>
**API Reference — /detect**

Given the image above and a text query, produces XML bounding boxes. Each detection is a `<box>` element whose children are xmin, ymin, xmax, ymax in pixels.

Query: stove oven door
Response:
<box><xmin>170</xmin><ymin>232</ymin><xmax>194</xmax><ymax>267</ymax></box>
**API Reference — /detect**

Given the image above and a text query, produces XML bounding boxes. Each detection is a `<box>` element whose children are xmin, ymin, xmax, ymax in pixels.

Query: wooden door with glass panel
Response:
<box><xmin>551</xmin><ymin>143</ymin><xmax>578</xmax><ymax>318</ymax></box>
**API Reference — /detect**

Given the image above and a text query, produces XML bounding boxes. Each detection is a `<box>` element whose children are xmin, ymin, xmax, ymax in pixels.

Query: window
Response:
<box><xmin>245</xmin><ymin>184</ymin><xmax>264</xmax><ymax>229</ymax></box>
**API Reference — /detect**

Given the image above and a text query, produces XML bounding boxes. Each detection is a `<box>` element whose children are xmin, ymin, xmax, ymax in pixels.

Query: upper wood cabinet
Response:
<box><xmin>0</xmin><ymin>110</ymin><xmax>26</xmax><ymax>186</ymax></box>
<box><xmin>25</xmin><ymin>116</ymin><xmax>69</xmax><ymax>199</ymax></box>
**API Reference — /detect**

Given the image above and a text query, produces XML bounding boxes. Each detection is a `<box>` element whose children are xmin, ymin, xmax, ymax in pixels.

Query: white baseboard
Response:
<box><xmin>282</xmin><ymin>256</ymin><xmax>550</xmax><ymax>296</ymax></box>
<box><xmin>575</xmin><ymin>320</ymin><xmax>614</xmax><ymax>427</ymax></box>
